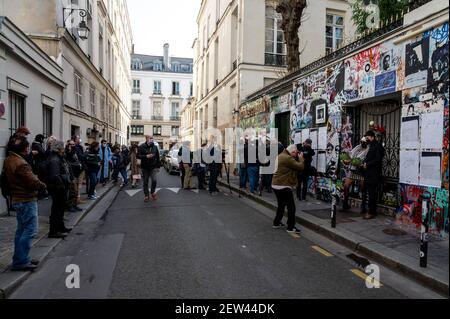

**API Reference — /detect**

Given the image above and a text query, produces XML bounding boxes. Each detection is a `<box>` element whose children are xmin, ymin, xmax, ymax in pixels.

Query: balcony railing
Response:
<box><xmin>132</xmin><ymin>89</ymin><xmax>141</xmax><ymax>94</ymax></box>
<box><xmin>131</xmin><ymin>115</ymin><xmax>142</xmax><ymax>120</ymax></box>
<box><xmin>153</xmin><ymin>91</ymin><xmax>162</xmax><ymax>95</ymax></box>
<box><xmin>265</xmin><ymin>53</ymin><xmax>287</xmax><ymax>67</ymax></box>
<box><xmin>151</xmin><ymin>115</ymin><xmax>163</xmax><ymax>121</ymax></box>
<box><xmin>170</xmin><ymin>116</ymin><xmax>181</xmax><ymax>121</ymax></box>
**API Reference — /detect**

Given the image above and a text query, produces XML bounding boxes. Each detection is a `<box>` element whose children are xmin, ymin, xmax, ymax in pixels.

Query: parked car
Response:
<box><xmin>165</xmin><ymin>149</ymin><xmax>180</xmax><ymax>174</ymax></box>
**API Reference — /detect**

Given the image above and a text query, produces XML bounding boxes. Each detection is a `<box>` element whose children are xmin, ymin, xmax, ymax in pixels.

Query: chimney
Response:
<box><xmin>163</xmin><ymin>43</ymin><xmax>170</xmax><ymax>70</ymax></box>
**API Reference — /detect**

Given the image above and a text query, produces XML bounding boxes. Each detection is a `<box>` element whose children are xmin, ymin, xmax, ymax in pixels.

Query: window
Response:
<box><xmin>75</xmin><ymin>73</ymin><xmax>83</xmax><ymax>110</ymax></box>
<box><xmin>326</xmin><ymin>13</ymin><xmax>344</xmax><ymax>55</ymax></box>
<box><xmin>171</xmin><ymin>126</ymin><xmax>180</xmax><ymax>137</ymax></box>
<box><xmin>9</xmin><ymin>91</ymin><xmax>25</xmax><ymax>134</ymax></box>
<box><xmin>172</xmin><ymin>63</ymin><xmax>180</xmax><ymax>72</ymax></box>
<box><xmin>171</xmin><ymin>102</ymin><xmax>180</xmax><ymax>118</ymax></box>
<box><xmin>42</xmin><ymin>105</ymin><xmax>53</xmax><ymax>138</ymax></box>
<box><xmin>172</xmin><ymin>82</ymin><xmax>180</xmax><ymax>95</ymax></box>
<box><xmin>190</xmin><ymin>82</ymin><xmax>193</xmax><ymax>96</ymax></box>
<box><xmin>132</xmin><ymin>100</ymin><xmax>141</xmax><ymax>119</ymax></box>
<box><xmin>100</xmin><ymin>94</ymin><xmax>106</xmax><ymax>121</ymax></box>
<box><xmin>153</xmin><ymin>101</ymin><xmax>162</xmax><ymax>117</ymax></box>
<box><xmin>265</xmin><ymin>6</ymin><xmax>286</xmax><ymax>66</ymax></box>
<box><xmin>99</xmin><ymin>24</ymin><xmax>104</xmax><ymax>73</ymax></box>
<box><xmin>132</xmin><ymin>79</ymin><xmax>141</xmax><ymax>94</ymax></box>
<box><xmin>131</xmin><ymin>125</ymin><xmax>144</xmax><ymax>135</ymax></box>
<box><xmin>154</xmin><ymin>62</ymin><xmax>162</xmax><ymax>71</ymax></box>
<box><xmin>154</xmin><ymin>80</ymin><xmax>161</xmax><ymax>94</ymax></box>
<box><xmin>153</xmin><ymin>125</ymin><xmax>162</xmax><ymax>136</ymax></box>
<box><xmin>90</xmin><ymin>85</ymin><xmax>96</xmax><ymax>116</ymax></box>
<box><xmin>131</xmin><ymin>58</ymin><xmax>142</xmax><ymax>70</ymax></box>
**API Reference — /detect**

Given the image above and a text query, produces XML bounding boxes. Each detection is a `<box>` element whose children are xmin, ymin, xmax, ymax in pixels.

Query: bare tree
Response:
<box><xmin>275</xmin><ymin>0</ymin><xmax>307</xmax><ymax>73</ymax></box>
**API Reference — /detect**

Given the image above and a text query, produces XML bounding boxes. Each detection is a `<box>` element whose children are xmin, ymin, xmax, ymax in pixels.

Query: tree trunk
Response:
<box><xmin>276</xmin><ymin>0</ymin><xmax>307</xmax><ymax>72</ymax></box>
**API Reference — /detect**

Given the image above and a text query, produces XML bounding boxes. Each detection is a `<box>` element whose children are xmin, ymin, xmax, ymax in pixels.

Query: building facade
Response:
<box><xmin>183</xmin><ymin>0</ymin><xmax>355</xmax><ymax>150</ymax></box>
<box><xmin>0</xmin><ymin>16</ymin><xmax>65</xmax><ymax>214</ymax></box>
<box><xmin>238</xmin><ymin>0</ymin><xmax>449</xmax><ymax>236</ymax></box>
<box><xmin>130</xmin><ymin>44</ymin><xmax>193</xmax><ymax>150</ymax></box>
<box><xmin>2</xmin><ymin>0</ymin><xmax>133</xmax><ymax>145</ymax></box>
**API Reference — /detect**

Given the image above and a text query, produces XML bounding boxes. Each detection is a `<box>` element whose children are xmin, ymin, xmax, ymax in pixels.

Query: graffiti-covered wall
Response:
<box><xmin>288</xmin><ymin>22</ymin><xmax>449</xmax><ymax>236</ymax></box>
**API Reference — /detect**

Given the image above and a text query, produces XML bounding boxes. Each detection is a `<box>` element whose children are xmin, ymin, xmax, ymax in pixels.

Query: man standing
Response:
<box><xmin>98</xmin><ymin>140</ymin><xmax>112</xmax><ymax>186</ymax></box>
<box><xmin>138</xmin><ymin>135</ymin><xmax>161</xmax><ymax>202</ymax></box>
<box><xmin>362</xmin><ymin>131</ymin><xmax>385</xmax><ymax>220</ymax></box>
<box><xmin>207</xmin><ymin>139</ymin><xmax>221</xmax><ymax>196</ymax></box>
<box><xmin>4</xmin><ymin>136</ymin><xmax>47</xmax><ymax>271</ymax></box>
<box><xmin>296</xmin><ymin>139</ymin><xmax>315</xmax><ymax>201</ymax></box>
<box><xmin>73</xmin><ymin>135</ymin><xmax>87</xmax><ymax>198</ymax></box>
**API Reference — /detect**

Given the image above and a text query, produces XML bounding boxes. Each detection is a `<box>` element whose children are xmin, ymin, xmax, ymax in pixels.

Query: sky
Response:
<box><xmin>127</xmin><ymin>0</ymin><xmax>202</xmax><ymax>58</ymax></box>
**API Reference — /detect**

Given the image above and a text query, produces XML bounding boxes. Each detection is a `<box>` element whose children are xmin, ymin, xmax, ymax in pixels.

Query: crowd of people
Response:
<box><xmin>1</xmin><ymin>127</ymin><xmax>135</xmax><ymax>271</ymax></box>
<box><xmin>0</xmin><ymin>126</ymin><xmax>384</xmax><ymax>271</ymax></box>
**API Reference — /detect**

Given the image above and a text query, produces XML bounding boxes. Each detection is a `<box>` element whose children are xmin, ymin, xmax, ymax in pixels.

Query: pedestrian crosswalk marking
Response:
<box><xmin>350</xmin><ymin>269</ymin><xmax>383</xmax><ymax>287</ymax></box>
<box><xmin>125</xmin><ymin>190</ymin><xmax>142</xmax><ymax>197</ymax></box>
<box><xmin>155</xmin><ymin>188</ymin><xmax>162</xmax><ymax>193</ymax></box>
<box><xmin>311</xmin><ymin>246</ymin><xmax>333</xmax><ymax>257</ymax></box>
<box><xmin>167</xmin><ymin>188</ymin><xmax>181</xmax><ymax>194</ymax></box>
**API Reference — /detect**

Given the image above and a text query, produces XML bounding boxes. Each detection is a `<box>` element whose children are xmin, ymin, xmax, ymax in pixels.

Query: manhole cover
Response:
<box><xmin>382</xmin><ymin>228</ymin><xmax>407</xmax><ymax>236</ymax></box>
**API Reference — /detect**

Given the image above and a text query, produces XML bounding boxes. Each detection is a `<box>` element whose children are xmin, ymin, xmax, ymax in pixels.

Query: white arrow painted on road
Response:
<box><xmin>155</xmin><ymin>188</ymin><xmax>162</xmax><ymax>193</ymax></box>
<box><xmin>190</xmin><ymin>189</ymin><xmax>199</xmax><ymax>194</ymax></box>
<box><xmin>125</xmin><ymin>189</ymin><xmax>142</xmax><ymax>197</ymax></box>
<box><xmin>167</xmin><ymin>188</ymin><xmax>181</xmax><ymax>194</ymax></box>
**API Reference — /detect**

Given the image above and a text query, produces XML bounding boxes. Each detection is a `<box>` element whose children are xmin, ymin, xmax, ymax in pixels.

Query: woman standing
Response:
<box><xmin>272</xmin><ymin>145</ymin><xmax>304</xmax><ymax>234</ymax></box>
<box><xmin>98</xmin><ymin>140</ymin><xmax>112</xmax><ymax>186</ymax></box>
<box><xmin>129</xmin><ymin>144</ymin><xmax>141</xmax><ymax>188</ymax></box>
<box><xmin>86</xmin><ymin>141</ymin><xmax>102</xmax><ymax>200</ymax></box>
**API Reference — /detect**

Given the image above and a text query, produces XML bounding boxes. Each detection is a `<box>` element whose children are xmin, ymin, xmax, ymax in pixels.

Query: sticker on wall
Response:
<box><xmin>404</xmin><ymin>37</ymin><xmax>430</xmax><ymax>89</ymax></box>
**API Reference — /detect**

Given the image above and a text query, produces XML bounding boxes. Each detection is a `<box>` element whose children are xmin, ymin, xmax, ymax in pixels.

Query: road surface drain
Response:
<box><xmin>382</xmin><ymin>228</ymin><xmax>407</xmax><ymax>236</ymax></box>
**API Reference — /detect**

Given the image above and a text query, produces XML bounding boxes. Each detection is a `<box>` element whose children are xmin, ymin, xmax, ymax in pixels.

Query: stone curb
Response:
<box><xmin>218</xmin><ymin>180</ymin><xmax>449</xmax><ymax>297</ymax></box>
<box><xmin>0</xmin><ymin>184</ymin><xmax>117</xmax><ymax>299</ymax></box>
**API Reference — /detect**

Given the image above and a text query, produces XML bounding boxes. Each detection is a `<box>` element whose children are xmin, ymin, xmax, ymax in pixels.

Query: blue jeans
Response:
<box><xmin>247</xmin><ymin>166</ymin><xmax>259</xmax><ymax>193</ymax></box>
<box><xmin>239</xmin><ymin>167</ymin><xmax>248</xmax><ymax>189</ymax></box>
<box><xmin>12</xmin><ymin>201</ymin><xmax>38</xmax><ymax>269</ymax></box>
<box><xmin>88</xmin><ymin>170</ymin><xmax>99</xmax><ymax>197</ymax></box>
<box><xmin>113</xmin><ymin>168</ymin><xmax>128</xmax><ymax>184</ymax></box>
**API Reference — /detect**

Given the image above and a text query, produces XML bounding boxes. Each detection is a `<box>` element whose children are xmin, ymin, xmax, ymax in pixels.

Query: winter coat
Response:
<box><xmin>3</xmin><ymin>152</ymin><xmax>46</xmax><ymax>203</ymax></box>
<box><xmin>130</xmin><ymin>150</ymin><xmax>141</xmax><ymax>176</ymax></box>
<box><xmin>85</xmin><ymin>150</ymin><xmax>101</xmax><ymax>174</ymax></box>
<box><xmin>65</xmin><ymin>149</ymin><xmax>82</xmax><ymax>178</ymax></box>
<box><xmin>272</xmin><ymin>150</ymin><xmax>304</xmax><ymax>188</ymax></box>
<box><xmin>363</xmin><ymin>140</ymin><xmax>385</xmax><ymax>184</ymax></box>
<box><xmin>138</xmin><ymin>142</ymin><xmax>161</xmax><ymax>170</ymax></box>
<box><xmin>112</xmin><ymin>153</ymin><xmax>127</xmax><ymax>170</ymax></box>
<box><xmin>98</xmin><ymin>145</ymin><xmax>112</xmax><ymax>179</ymax></box>
<box><xmin>47</xmin><ymin>153</ymin><xmax>72</xmax><ymax>192</ymax></box>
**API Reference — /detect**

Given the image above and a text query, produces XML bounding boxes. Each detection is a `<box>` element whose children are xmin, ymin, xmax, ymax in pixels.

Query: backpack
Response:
<box><xmin>0</xmin><ymin>168</ymin><xmax>11</xmax><ymax>198</ymax></box>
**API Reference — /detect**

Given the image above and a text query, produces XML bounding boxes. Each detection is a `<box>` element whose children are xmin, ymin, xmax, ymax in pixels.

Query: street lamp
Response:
<box><xmin>63</xmin><ymin>8</ymin><xmax>91</xmax><ymax>41</ymax></box>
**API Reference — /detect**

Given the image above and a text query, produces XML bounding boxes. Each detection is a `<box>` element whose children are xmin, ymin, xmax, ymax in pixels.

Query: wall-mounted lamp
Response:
<box><xmin>63</xmin><ymin>7</ymin><xmax>91</xmax><ymax>40</ymax></box>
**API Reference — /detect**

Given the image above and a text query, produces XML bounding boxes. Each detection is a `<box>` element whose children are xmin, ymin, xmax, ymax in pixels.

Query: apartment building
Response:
<box><xmin>130</xmin><ymin>44</ymin><xmax>193</xmax><ymax>150</ymax></box>
<box><xmin>2</xmin><ymin>0</ymin><xmax>133</xmax><ymax>145</ymax></box>
<box><xmin>183</xmin><ymin>0</ymin><xmax>355</xmax><ymax>149</ymax></box>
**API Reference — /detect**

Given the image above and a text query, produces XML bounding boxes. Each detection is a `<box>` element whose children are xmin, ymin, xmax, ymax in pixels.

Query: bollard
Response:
<box><xmin>420</xmin><ymin>192</ymin><xmax>431</xmax><ymax>268</ymax></box>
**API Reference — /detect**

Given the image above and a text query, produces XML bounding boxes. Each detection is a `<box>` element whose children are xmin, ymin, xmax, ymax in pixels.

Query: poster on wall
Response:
<box><xmin>419</xmin><ymin>152</ymin><xmax>442</xmax><ymax>188</ymax></box>
<box><xmin>400</xmin><ymin>116</ymin><xmax>420</xmax><ymax>149</ymax></box>
<box><xmin>318</xmin><ymin>127</ymin><xmax>328</xmax><ymax>150</ymax></box>
<box><xmin>427</xmin><ymin>23</ymin><xmax>449</xmax><ymax>86</ymax></box>
<box><xmin>404</xmin><ymin>37</ymin><xmax>430</xmax><ymax>89</ymax></box>
<box><xmin>315</xmin><ymin>104</ymin><xmax>327</xmax><ymax>125</ymax></box>
<box><xmin>421</xmin><ymin>110</ymin><xmax>444</xmax><ymax>150</ymax></box>
<box><xmin>317</xmin><ymin>151</ymin><xmax>327</xmax><ymax>173</ymax></box>
<box><xmin>399</xmin><ymin>150</ymin><xmax>420</xmax><ymax>185</ymax></box>
<box><xmin>301</xmin><ymin>129</ymin><xmax>310</xmax><ymax>143</ymax></box>
<box><xmin>375</xmin><ymin>71</ymin><xmax>397</xmax><ymax>96</ymax></box>
<box><xmin>310</xmin><ymin>129</ymin><xmax>318</xmax><ymax>150</ymax></box>
<box><xmin>294</xmin><ymin>132</ymin><xmax>302</xmax><ymax>145</ymax></box>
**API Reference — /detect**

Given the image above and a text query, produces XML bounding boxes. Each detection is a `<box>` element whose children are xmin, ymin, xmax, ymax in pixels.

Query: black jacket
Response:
<box><xmin>65</xmin><ymin>148</ymin><xmax>82</xmax><ymax>178</ymax></box>
<box><xmin>138</xmin><ymin>142</ymin><xmax>161</xmax><ymax>170</ymax></box>
<box><xmin>297</xmin><ymin>145</ymin><xmax>315</xmax><ymax>170</ymax></box>
<box><xmin>85</xmin><ymin>150</ymin><xmax>101</xmax><ymax>173</ymax></box>
<box><xmin>363</xmin><ymin>140</ymin><xmax>385</xmax><ymax>183</ymax></box>
<box><xmin>47</xmin><ymin>153</ymin><xmax>72</xmax><ymax>192</ymax></box>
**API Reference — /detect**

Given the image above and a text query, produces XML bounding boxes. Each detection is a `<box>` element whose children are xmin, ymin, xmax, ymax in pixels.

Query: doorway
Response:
<box><xmin>345</xmin><ymin>94</ymin><xmax>401</xmax><ymax>208</ymax></box>
<box><xmin>275</xmin><ymin>111</ymin><xmax>290</xmax><ymax>148</ymax></box>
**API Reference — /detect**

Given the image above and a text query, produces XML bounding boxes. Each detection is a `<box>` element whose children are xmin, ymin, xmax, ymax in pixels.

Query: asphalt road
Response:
<box><xmin>10</xmin><ymin>169</ymin><xmax>442</xmax><ymax>299</ymax></box>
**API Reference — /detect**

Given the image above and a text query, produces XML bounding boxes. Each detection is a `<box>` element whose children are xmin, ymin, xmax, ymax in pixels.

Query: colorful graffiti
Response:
<box><xmin>398</xmin><ymin>184</ymin><xmax>449</xmax><ymax>238</ymax></box>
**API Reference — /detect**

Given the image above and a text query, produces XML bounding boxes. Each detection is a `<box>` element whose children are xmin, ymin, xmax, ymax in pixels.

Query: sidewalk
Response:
<box><xmin>0</xmin><ymin>182</ymin><xmax>116</xmax><ymax>298</ymax></box>
<box><xmin>218</xmin><ymin>174</ymin><xmax>449</xmax><ymax>296</ymax></box>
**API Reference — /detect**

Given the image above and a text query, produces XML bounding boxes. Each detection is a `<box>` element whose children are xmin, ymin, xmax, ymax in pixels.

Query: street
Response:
<box><xmin>9</xmin><ymin>170</ymin><xmax>442</xmax><ymax>299</ymax></box>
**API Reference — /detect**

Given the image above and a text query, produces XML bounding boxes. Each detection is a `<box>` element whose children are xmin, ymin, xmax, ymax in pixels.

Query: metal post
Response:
<box><xmin>420</xmin><ymin>192</ymin><xmax>431</xmax><ymax>268</ymax></box>
<box><xmin>331</xmin><ymin>178</ymin><xmax>337</xmax><ymax>228</ymax></box>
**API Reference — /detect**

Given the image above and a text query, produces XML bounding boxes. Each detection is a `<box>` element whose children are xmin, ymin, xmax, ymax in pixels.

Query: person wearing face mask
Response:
<box><xmin>341</xmin><ymin>137</ymin><xmax>370</xmax><ymax>213</ymax></box>
<box><xmin>98</xmin><ymin>140</ymin><xmax>112</xmax><ymax>186</ymax></box>
<box><xmin>138</xmin><ymin>135</ymin><xmax>161</xmax><ymax>202</ymax></box>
